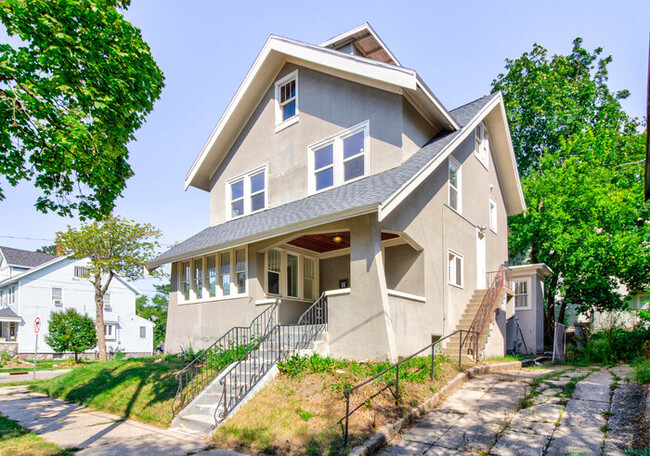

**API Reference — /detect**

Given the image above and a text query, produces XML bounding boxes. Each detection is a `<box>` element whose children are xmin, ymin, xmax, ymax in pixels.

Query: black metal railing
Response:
<box><xmin>213</xmin><ymin>293</ymin><xmax>328</xmax><ymax>427</ymax></box>
<box><xmin>462</xmin><ymin>264</ymin><xmax>512</xmax><ymax>360</ymax></box>
<box><xmin>171</xmin><ymin>301</ymin><xmax>279</xmax><ymax>417</ymax></box>
<box><xmin>339</xmin><ymin>329</ymin><xmax>478</xmax><ymax>448</ymax></box>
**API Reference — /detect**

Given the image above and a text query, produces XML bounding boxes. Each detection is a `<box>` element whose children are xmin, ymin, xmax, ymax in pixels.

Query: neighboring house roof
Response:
<box><xmin>0</xmin><ymin>246</ymin><xmax>55</xmax><ymax>268</ymax></box>
<box><xmin>0</xmin><ymin>307</ymin><xmax>21</xmax><ymax>322</ymax></box>
<box><xmin>148</xmin><ymin>92</ymin><xmax>524</xmax><ymax>270</ymax></box>
<box><xmin>185</xmin><ymin>27</ymin><xmax>459</xmax><ymax>191</ymax></box>
<box><xmin>0</xmin><ymin>254</ymin><xmax>142</xmax><ymax>296</ymax></box>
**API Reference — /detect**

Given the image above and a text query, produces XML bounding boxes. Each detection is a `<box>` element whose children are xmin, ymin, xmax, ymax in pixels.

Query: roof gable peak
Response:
<box><xmin>320</xmin><ymin>23</ymin><xmax>401</xmax><ymax>66</ymax></box>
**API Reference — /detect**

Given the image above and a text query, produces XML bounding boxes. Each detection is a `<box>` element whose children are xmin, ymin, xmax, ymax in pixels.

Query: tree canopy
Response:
<box><xmin>56</xmin><ymin>215</ymin><xmax>163</xmax><ymax>360</ymax></box>
<box><xmin>492</xmin><ymin>39</ymin><xmax>649</xmax><ymax>336</ymax></box>
<box><xmin>45</xmin><ymin>308</ymin><xmax>97</xmax><ymax>362</ymax></box>
<box><xmin>0</xmin><ymin>0</ymin><xmax>164</xmax><ymax>219</ymax></box>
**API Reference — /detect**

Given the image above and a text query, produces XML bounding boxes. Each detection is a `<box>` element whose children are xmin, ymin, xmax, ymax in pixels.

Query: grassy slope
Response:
<box><xmin>29</xmin><ymin>358</ymin><xmax>182</xmax><ymax>427</ymax></box>
<box><xmin>0</xmin><ymin>413</ymin><xmax>73</xmax><ymax>456</ymax></box>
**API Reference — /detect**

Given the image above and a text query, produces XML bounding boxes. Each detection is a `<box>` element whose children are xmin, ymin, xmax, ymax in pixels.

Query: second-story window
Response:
<box><xmin>275</xmin><ymin>70</ymin><xmax>299</xmax><ymax>131</ymax></box>
<box><xmin>227</xmin><ymin>167</ymin><xmax>267</xmax><ymax>220</ymax></box>
<box><xmin>104</xmin><ymin>292</ymin><xmax>111</xmax><ymax>310</ymax></box>
<box><xmin>448</xmin><ymin>157</ymin><xmax>461</xmax><ymax>213</ymax></box>
<box><xmin>475</xmin><ymin>122</ymin><xmax>489</xmax><ymax>168</ymax></box>
<box><xmin>309</xmin><ymin>121</ymin><xmax>369</xmax><ymax>193</ymax></box>
<box><xmin>489</xmin><ymin>197</ymin><xmax>497</xmax><ymax>233</ymax></box>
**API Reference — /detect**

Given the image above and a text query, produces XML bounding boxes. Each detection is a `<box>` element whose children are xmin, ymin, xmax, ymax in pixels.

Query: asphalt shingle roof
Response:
<box><xmin>148</xmin><ymin>94</ymin><xmax>497</xmax><ymax>268</ymax></box>
<box><xmin>0</xmin><ymin>246</ymin><xmax>55</xmax><ymax>268</ymax></box>
<box><xmin>0</xmin><ymin>308</ymin><xmax>21</xmax><ymax>320</ymax></box>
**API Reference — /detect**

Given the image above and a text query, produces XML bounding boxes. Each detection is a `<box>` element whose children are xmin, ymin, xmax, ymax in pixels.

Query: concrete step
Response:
<box><xmin>178</xmin><ymin>413</ymin><xmax>216</xmax><ymax>433</ymax></box>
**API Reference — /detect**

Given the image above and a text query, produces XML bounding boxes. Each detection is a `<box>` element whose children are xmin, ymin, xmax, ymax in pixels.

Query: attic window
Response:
<box><xmin>475</xmin><ymin>122</ymin><xmax>489</xmax><ymax>169</ymax></box>
<box><xmin>275</xmin><ymin>70</ymin><xmax>299</xmax><ymax>132</ymax></box>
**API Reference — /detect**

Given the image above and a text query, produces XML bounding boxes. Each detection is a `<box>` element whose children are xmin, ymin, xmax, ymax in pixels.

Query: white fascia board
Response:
<box><xmin>415</xmin><ymin>77</ymin><xmax>460</xmax><ymax>131</ymax></box>
<box><xmin>378</xmin><ymin>96</ymin><xmax>501</xmax><ymax>221</ymax></box>
<box><xmin>319</xmin><ymin>22</ymin><xmax>403</xmax><ymax>67</ymax></box>
<box><xmin>145</xmin><ymin>204</ymin><xmax>379</xmax><ymax>271</ymax></box>
<box><xmin>496</xmin><ymin>92</ymin><xmax>526</xmax><ymax>213</ymax></box>
<box><xmin>0</xmin><ymin>256</ymin><xmax>69</xmax><ymax>287</ymax></box>
<box><xmin>184</xmin><ymin>36</ymin><xmax>418</xmax><ymax>191</ymax></box>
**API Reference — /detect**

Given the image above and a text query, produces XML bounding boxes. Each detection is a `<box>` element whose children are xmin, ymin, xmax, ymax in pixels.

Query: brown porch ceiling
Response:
<box><xmin>287</xmin><ymin>231</ymin><xmax>398</xmax><ymax>253</ymax></box>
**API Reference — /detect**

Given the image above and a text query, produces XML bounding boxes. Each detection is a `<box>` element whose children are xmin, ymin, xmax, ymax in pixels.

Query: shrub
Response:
<box><xmin>45</xmin><ymin>309</ymin><xmax>97</xmax><ymax>362</ymax></box>
<box><xmin>575</xmin><ymin>327</ymin><xmax>650</xmax><ymax>364</ymax></box>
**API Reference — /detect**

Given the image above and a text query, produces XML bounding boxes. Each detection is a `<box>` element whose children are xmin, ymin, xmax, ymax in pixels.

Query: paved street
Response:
<box><xmin>0</xmin><ymin>368</ymin><xmax>72</xmax><ymax>384</ymax></box>
<box><xmin>0</xmin><ymin>385</ymin><xmax>245</xmax><ymax>455</ymax></box>
<box><xmin>379</xmin><ymin>366</ymin><xmax>648</xmax><ymax>455</ymax></box>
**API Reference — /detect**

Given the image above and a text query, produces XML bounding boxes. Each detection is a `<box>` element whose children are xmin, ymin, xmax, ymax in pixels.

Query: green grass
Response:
<box><xmin>0</xmin><ymin>412</ymin><xmax>73</xmax><ymax>455</ymax></box>
<box><xmin>633</xmin><ymin>359</ymin><xmax>650</xmax><ymax>384</ymax></box>
<box><xmin>29</xmin><ymin>357</ymin><xmax>184</xmax><ymax>427</ymax></box>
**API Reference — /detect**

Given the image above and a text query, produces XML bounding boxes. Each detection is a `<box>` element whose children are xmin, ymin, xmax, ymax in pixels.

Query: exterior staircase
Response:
<box><xmin>444</xmin><ymin>265</ymin><xmax>512</xmax><ymax>362</ymax></box>
<box><xmin>170</xmin><ymin>294</ymin><xmax>328</xmax><ymax>435</ymax></box>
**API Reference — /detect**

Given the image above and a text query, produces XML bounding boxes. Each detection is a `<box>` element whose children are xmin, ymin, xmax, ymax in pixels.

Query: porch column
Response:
<box><xmin>329</xmin><ymin>214</ymin><xmax>396</xmax><ymax>361</ymax></box>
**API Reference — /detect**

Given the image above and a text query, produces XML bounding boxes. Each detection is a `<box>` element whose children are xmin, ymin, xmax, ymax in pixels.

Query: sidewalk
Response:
<box><xmin>0</xmin><ymin>385</ymin><xmax>246</xmax><ymax>455</ymax></box>
<box><xmin>0</xmin><ymin>368</ymin><xmax>71</xmax><ymax>383</ymax></box>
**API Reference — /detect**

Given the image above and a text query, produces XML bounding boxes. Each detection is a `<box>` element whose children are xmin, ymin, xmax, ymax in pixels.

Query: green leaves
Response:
<box><xmin>45</xmin><ymin>308</ymin><xmax>97</xmax><ymax>361</ymax></box>
<box><xmin>0</xmin><ymin>0</ymin><xmax>164</xmax><ymax>219</ymax></box>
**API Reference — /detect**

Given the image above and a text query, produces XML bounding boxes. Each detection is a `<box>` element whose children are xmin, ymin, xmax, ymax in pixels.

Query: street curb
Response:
<box><xmin>347</xmin><ymin>361</ymin><xmax>523</xmax><ymax>456</ymax></box>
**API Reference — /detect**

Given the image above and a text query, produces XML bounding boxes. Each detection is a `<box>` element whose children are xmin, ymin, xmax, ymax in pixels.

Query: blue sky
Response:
<box><xmin>1</xmin><ymin>0</ymin><xmax>648</xmax><ymax>295</ymax></box>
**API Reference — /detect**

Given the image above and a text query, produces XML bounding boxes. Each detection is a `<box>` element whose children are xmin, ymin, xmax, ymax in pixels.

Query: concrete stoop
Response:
<box><xmin>172</xmin><ymin>327</ymin><xmax>324</xmax><ymax>436</ymax></box>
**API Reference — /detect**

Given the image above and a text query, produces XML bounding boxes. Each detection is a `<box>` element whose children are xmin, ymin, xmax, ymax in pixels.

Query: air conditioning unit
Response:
<box><xmin>54</xmin><ymin>300</ymin><xmax>63</xmax><ymax>307</ymax></box>
<box><xmin>104</xmin><ymin>305</ymin><xmax>112</xmax><ymax>311</ymax></box>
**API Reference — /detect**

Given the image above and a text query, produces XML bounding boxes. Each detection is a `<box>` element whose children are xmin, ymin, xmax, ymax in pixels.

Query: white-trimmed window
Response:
<box><xmin>104</xmin><ymin>323</ymin><xmax>116</xmax><ymax>340</ymax></box>
<box><xmin>489</xmin><ymin>197</ymin><xmax>497</xmax><ymax>233</ymax></box>
<box><xmin>275</xmin><ymin>70</ymin><xmax>299</xmax><ymax>131</ymax></box>
<box><xmin>74</xmin><ymin>266</ymin><xmax>87</xmax><ymax>277</ymax></box>
<box><xmin>227</xmin><ymin>167</ymin><xmax>267</xmax><ymax>220</ymax></box>
<box><xmin>7</xmin><ymin>286</ymin><xmax>15</xmax><ymax>306</ymax></box>
<box><xmin>139</xmin><ymin>326</ymin><xmax>146</xmax><ymax>338</ymax></box>
<box><xmin>475</xmin><ymin>122</ymin><xmax>489</xmax><ymax>168</ymax></box>
<box><xmin>448</xmin><ymin>157</ymin><xmax>461</xmax><ymax>213</ymax></box>
<box><xmin>514</xmin><ymin>280</ymin><xmax>530</xmax><ymax>310</ymax></box>
<box><xmin>52</xmin><ymin>287</ymin><xmax>63</xmax><ymax>307</ymax></box>
<box><xmin>309</xmin><ymin>121</ymin><xmax>369</xmax><ymax>193</ymax></box>
<box><xmin>265</xmin><ymin>249</ymin><xmax>318</xmax><ymax>300</ymax></box>
<box><xmin>448</xmin><ymin>251</ymin><xmax>463</xmax><ymax>288</ymax></box>
<box><xmin>104</xmin><ymin>292</ymin><xmax>112</xmax><ymax>311</ymax></box>
<box><xmin>178</xmin><ymin>247</ymin><xmax>248</xmax><ymax>303</ymax></box>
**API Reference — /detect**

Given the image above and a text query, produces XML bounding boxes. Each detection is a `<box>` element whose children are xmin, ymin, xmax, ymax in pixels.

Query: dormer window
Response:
<box><xmin>227</xmin><ymin>166</ymin><xmax>267</xmax><ymax>220</ymax></box>
<box><xmin>475</xmin><ymin>122</ymin><xmax>489</xmax><ymax>168</ymax></box>
<box><xmin>309</xmin><ymin>121</ymin><xmax>368</xmax><ymax>193</ymax></box>
<box><xmin>275</xmin><ymin>70</ymin><xmax>299</xmax><ymax>132</ymax></box>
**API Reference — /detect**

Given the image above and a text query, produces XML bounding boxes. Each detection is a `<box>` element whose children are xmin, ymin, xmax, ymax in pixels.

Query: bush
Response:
<box><xmin>575</xmin><ymin>327</ymin><xmax>650</xmax><ymax>364</ymax></box>
<box><xmin>45</xmin><ymin>309</ymin><xmax>97</xmax><ymax>363</ymax></box>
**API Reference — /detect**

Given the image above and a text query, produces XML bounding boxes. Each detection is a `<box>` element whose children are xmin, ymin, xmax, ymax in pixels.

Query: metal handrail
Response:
<box><xmin>462</xmin><ymin>264</ymin><xmax>512</xmax><ymax>359</ymax></box>
<box><xmin>171</xmin><ymin>300</ymin><xmax>279</xmax><ymax>417</ymax></box>
<box><xmin>212</xmin><ymin>294</ymin><xmax>329</xmax><ymax>427</ymax></box>
<box><xmin>339</xmin><ymin>329</ymin><xmax>478</xmax><ymax>448</ymax></box>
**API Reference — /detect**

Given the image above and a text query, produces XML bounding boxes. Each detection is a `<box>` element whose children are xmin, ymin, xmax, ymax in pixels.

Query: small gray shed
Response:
<box><xmin>506</xmin><ymin>263</ymin><xmax>552</xmax><ymax>355</ymax></box>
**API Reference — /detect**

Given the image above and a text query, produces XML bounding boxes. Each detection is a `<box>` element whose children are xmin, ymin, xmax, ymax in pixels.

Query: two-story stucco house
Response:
<box><xmin>0</xmin><ymin>246</ymin><xmax>154</xmax><ymax>359</ymax></box>
<box><xmin>148</xmin><ymin>24</ymin><xmax>525</xmax><ymax>362</ymax></box>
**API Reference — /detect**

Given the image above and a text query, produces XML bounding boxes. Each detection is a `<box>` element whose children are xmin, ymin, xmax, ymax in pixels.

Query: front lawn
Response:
<box><xmin>0</xmin><ymin>413</ymin><xmax>73</xmax><ymax>456</ymax></box>
<box><xmin>29</xmin><ymin>357</ymin><xmax>184</xmax><ymax>427</ymax></box>
<box><xmin>213</xmin><ymin>354</ymin><xmax>462</xmax><ymax>455</ymax></box>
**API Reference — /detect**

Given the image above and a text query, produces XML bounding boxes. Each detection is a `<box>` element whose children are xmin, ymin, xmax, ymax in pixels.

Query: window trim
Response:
<box><xmin>489</xmin><ymin>196</ymin><xmax>498</xmax><ymax>234</ymax></box>
<box><xmin>178</xmin><ymin>246</ymin><xmax>249</xmax><ymax>304</ymax></box>
<box><xmin>448</xmin><ymin>156</ymin><xmax>462</xmax><ymax>214</ymax></box>
<box><xmin>514</xmin><ymin>278</ymin><xmax>532</xmax><ymax>310</ymax></box>
<box><xmin>225</xmin><ymin>165</ymin><xmax>268</xmax><ymax>221</ymax></box>
<box><xmin>264</xmin><ymin>249</ymin><xmax>319</xmax><ymax>301</ymax></box>
<box><xmin>475</xmin><ymin>122</ymin><xmax>489</xmax><ymax>169</ymax></box>
<box><xmin>104</xmin><ymin>323</ymin><xmax>116</xmax><ymax>341</ymax></box>
<box><xmin>308</xmin><ymin>120</ymin><xmax>370</xmax><ymax>194</ymax></box>
<box><xmin>275</xmin><ymin>70</ymin><xmax>299</xmax><ymax>132</ymax></box>
<box><xmin>51</xmin><ymin>286</ymin><xmax>63</xmax><ymax>307</ymax></box>
<box><xmin>103</xmin><ymin>292</ymin><xmax>112</xmax><ymax>311</ymax></box>
<box><xmin>447</xmin><ymin>250</ymin><xmax>464</xmax><ymax>289</ymax></box>
<box><xmin>139</xmin><ymin>326</ymin><xmax>146</xmax><ymax>339</ymax></box>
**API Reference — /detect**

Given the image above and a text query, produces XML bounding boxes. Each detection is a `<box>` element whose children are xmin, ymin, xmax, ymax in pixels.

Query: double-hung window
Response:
<box><xmin>193</xmin><ymin>258</ymin><xmax>204</xmax><ymax>299</ymax></box>
<box><xmin>514</xmin><ymin>280</ymin><xmax>530</xmax><ymax>309</ymax></box>
<box><xmin>104</xmin><ymin>323</ymin><xmax>116</xmax><ymax>340</ymax></box>
<box><xmin>220</xmin><ymin>251</ymin><xmax>232</xmax><ymax>296</ymax></box>
<box><xmin>207</xmin><ymin>255</ymin><xmax>217</xmax><ymax>298</ymax></box>
<box><xmin>267</xmin><ymin>250</ymin><xmax>281</xmax><ymax>295</ymax></box>
<box><xmin>227</xmin><ymin>167</ymin><xmax>266</xmax><ymax>220</ymax></box>
<box><xmin>52</xmin><ymin>287</ymin><xmax>63</xmax><ymax>307</ymax></box>
<box><xmin>448</xmin><ymin>251</ymin><xmax>463</xmax><ymax>288</ymax></box>
<box><xmin>309</xmin><ymin>121</ymin><xmax>369</xmax><ymax>193</ymax></box>
<box><xmin>104</xmin><ymin>292</ymin><xmax>112</xmax><ymax>310</ymax></box>
<box><xmin>7</xmin><ymin>286</ymin><xmax>15</xmax><ymax>306</ymax></box>
<box><xmin>179</xmin><ymin>248</ymin><xmax>247</xmax><ymax>303</ymax></box>
<box><xmin>448</xmin><ymin>157</ymin><xmax>461</xmax><ymax>213</ymax></box>
<box><xmin>275</xmin><ymin>70</ymin><xmax>299</xmax><ymax>130</ymax></box>
<box><xmin>489</xmin><ymin>197</ymin><xmax>497</xmax><ymax>233</ymax></box>
<box><xmin>303</xmin><ymin>258</ymin><xmax>316</xmax><ymax>301</ymax></box>
<box><xmin>181</xmin><ymin>261</ymin><xmax>191</xmax><ymax>301</ymax></box>
<box><xmin>475</xmin><ymin>122</ymin><xmax>489</xmax><ymax>168</ymax></box>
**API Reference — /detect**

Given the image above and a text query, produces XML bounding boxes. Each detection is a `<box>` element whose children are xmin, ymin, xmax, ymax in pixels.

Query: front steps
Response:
<box><xmin>173</xmin><ymin>325</ymin><xmax>325</xmax><ymax>435</ymax></box>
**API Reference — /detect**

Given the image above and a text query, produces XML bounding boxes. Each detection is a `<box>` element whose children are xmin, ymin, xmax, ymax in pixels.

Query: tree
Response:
<box><xmin>45</xmin><ymin>308</ymin><xmax>97</xmax><ymax>362</ymax></box>
<box><xmin>136</xmin><ymin>283</ymin><xmax>168</xmax><ymax>347</ymax></box>
<box><xmin>0</xmin><ymin>0</ymin><xmax>164</xmax><ymax>219</ymax></box>
<box><xmin>492</xmin><ymin>39</ymin><xmax>649</xmax><ymax>342</ymax></box>
<box><xmin>55</xmin><ymin>215</ymin><xmax>162</xmax><ymax>360</ymax></box>
<box><xmin>36</xmin><ymin>244</ymin><xmax>57</xmax><ymax>256</ymax></box>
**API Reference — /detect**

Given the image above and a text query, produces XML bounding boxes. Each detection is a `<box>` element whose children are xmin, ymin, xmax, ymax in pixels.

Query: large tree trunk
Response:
<box><xmin>557</xmin><ymin>300</ymin><xmax>568</xmax><ymax>326</ymax></box>
<box><xmin>94</xmin><ymin>272</ymin><xmax>114</xmax><ymax>362</ymax></box>
<box><xmin>544</xmin><ymin>276</ymin><xmax>557</xmax><ymax>347</ymax></box>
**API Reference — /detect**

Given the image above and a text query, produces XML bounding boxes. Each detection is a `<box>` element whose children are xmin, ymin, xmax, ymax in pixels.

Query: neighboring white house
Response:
<box><xmin>0</xmin><ymin>246</ymin><xmax>154</xmax><ymax>359</ymax></box>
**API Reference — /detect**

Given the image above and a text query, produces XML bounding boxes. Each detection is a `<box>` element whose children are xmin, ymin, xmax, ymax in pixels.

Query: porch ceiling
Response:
<box><xmin>287</xmin><ymin>231</ymin><xmax>398</xmax><ymax>253</ymax></box>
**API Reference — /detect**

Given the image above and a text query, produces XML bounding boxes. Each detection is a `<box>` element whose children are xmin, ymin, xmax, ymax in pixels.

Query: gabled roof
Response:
<box><xmin>148</xmin><ymin>93</ymin><xmax>525</xmax><ymax>270</ymax></box>
<box><xmin>320</xmin><ymin>23</ymin><xmax>401</xmax><ymax>66</ymax></box>
<box><xmin>184</xmin><ymin>26</ymin><xmax>459</xmax><ymax>192</ymax></box>
<box><xmin>0</xmin><ymin>246</ymin><xmax>55</xmax><ymax>268</ymax></box>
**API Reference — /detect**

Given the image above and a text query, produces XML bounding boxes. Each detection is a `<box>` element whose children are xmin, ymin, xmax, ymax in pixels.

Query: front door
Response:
<box><xmin>476</xmin><ymin>229</ymin><xmax>486</xmax><ymax>289</ymax></box>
